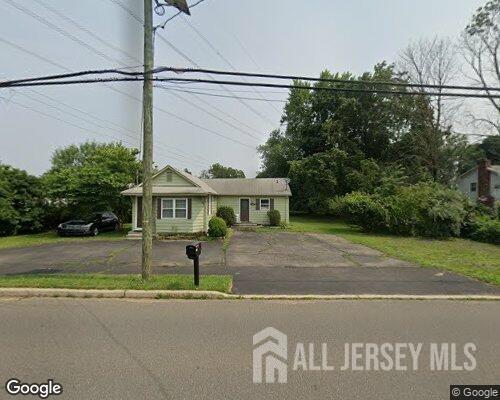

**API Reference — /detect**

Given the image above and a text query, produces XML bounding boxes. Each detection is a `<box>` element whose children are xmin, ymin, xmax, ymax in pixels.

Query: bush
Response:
<box><xmin>267</xmin><ymin>210</ymin><xmax>281</xmax><ymax>226</ymax></box>
<box><xmin>337</xmin><ymin>183</ymin><xmax>468</xmax><ymax>238</ymax></box>
<box><xmin>337</xmin><ymin>192</ymin><xmax>388</xmax><ymax>232</ymax></box>
<box><xmin>208</xmin><ymin>217</ymin><xmax>227</xmax><ymax>238</ymax></box>
<box><xmin>467</xmin><ymin>216</ymin><xmax>500</xmax><ymax>244</ymax></box>
<box><xmin>216</xmin><ymin>206</ymin><xmax>236</xmax><ymax>227</ymax></box>
<box><xmin>389</xmin><ymin>183</ymin><xmax>467</xmax><ymax>238</ymax></box>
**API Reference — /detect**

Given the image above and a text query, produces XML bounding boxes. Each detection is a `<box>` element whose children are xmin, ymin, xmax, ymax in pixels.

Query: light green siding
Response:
<box><xmin>156</xmin><ymin>196</ymin><xmax>205</xmax><ymax>233</ymax></box>
<box><xmin>216</xmin><ymin>196</ymin><xmax>289</xmax><ymax>224</ymax></box>
<box><xmin>153</xmin><ymin>168</ymin><xmax>195</xmax><ymax>187</ymax></box>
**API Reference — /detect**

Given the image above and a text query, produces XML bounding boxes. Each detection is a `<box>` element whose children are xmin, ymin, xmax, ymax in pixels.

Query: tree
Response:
<box><xmin>0</xmin><ymin>164</ymin><xmax>46</xmax><ymax>236</ymax></box>
<box><xmin>458</xmin><ymin>135</ymin><xmax>500</xmax><ymax>173</ymax></box>
<box><xmin>258</xmin><ymin>62</ymin><xmax>472</xmax><ymax>212</ymax></box>
<box><xmin>200</xmin><ymin>163</ymin><xmax>245</xmax><ymax>179</ymax></box>
<box><xmin>461</xmin><ymin>0</ymin><xmax>500</xmax><ymax>134</ymax></box>
<box><xmin>43</xmin><ymin>142</ymin><xmax>141</xmax><ymax>221</ymax></box>
<box><xmin>398</xmin><ymin>36</ymin><xmax>460</xmax><ymax>131</ymax></box>
<box><xmin>288</xmin><ymin>150</ymin><xmax>348</xmax><ymax>212</ymax></box>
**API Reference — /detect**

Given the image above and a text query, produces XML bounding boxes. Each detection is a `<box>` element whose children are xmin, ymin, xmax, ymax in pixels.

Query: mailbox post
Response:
<box><xmin>186</xmin><ymin>242</ymin><xmax>202</xmax><ymax>286</ymax></box>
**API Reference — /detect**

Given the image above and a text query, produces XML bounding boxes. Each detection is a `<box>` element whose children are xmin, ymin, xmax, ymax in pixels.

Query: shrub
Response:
<box><xmin>389</xmin><ymin>183</ymin><xmax>467</xmax><ymax>238</ymax></box>
<box><xmin>208</xmin><ymin>217</ymin><xmax>227</xmax><ymax>238</ymax></box>
<box><xmin>267</xmin><ymin>210</ymin><xmax>281</xmax><ymax>226</ymax></box>
<box><xmin>337</xmin><ymin>192</ymin><xmax>388</xmax><ymax>232</ymax></box>
<box><xmin>216</xmin><ymin>206</ymin><xmax>236</xmax><ymax>227</ymax></box>
<box><xmin>467</xmin><ymin>216</ymin><xmax>500</xmax><ymax>244</ymax></box>
<box><xmin>337</xmin><ymin>183</ymin><xmax>469</xmax><ymax>238</ymax></box>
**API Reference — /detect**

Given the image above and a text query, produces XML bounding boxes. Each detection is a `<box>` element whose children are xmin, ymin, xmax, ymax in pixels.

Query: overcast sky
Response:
<box><xmin>0</xmin><ymin>0</ymin><xmax>485</xmax><ymax>177</ymax></box>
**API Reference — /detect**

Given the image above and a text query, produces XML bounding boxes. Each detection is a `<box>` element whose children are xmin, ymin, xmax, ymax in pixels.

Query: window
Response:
<box><xmin>166</xmin><ymin>171</ymin><xmax>173</xmax><ymax>182</ymax></box>
<box><xmin>161</xmin><ymin>198</ymin><xmax>187</xmax><ymax>219</ymax></box>
<box><xmin>208</xmin><ymin>196</ymin><xmax>212</xmax><ymax>215</ymax></box>
<box><xmin>470</xmin><ymin>182</ymin><xmax>477</xmax><ymax>192</ymax></box>
<box><xmin>260</xmin><ymin>198</ymin><xmax>270</xmax><ymax>211</ymax></box>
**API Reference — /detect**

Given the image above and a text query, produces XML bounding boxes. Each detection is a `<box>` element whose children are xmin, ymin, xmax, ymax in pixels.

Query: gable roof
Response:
<box><xmin>121</xmin><ymin>165</ymin><xmax>291</xmax><ymax>196</ymax></box>
<box><xmin>121</xmin><ymin>165</ymin><xmax>216</xmax><ymax>196</ymax></box>
<box><xmin>202</xmin><ymin>178</ymin><xmax>291</xmax><ymax>196</ymax></box>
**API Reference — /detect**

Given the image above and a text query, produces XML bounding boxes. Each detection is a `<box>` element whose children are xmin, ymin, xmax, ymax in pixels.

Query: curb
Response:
<box><xmin>0</xmin><ymin>288</ymin><xmax>500</xmax><ymax>301</ymax></box>
<box><xmin>0</xmin><ymin>288</ymin><xmax>231</xmax><ymax>300</ymax></box>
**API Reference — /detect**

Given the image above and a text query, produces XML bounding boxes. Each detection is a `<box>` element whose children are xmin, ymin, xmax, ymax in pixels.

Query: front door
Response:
<box><xmin>240</xmin><ymin>199</ymin><xmax>249</xmax><ymax>222</ymax></box>
<box><xmin>136</xmin><ymin>197</ymin><xmax>142</xmax><ymax>228</ymax></box>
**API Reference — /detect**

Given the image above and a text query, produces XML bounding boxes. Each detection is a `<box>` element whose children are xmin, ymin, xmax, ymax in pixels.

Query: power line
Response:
<box><xmin>169</xmin><ymin>67</ymin><xmax>500</xmax><ymax>93</ymax></box>
<box><xmin>156</xmin><ymin>85</ymin><xmax>263</xmax><ymax>140</ymax></box>
<box><xmin>108</xmin><ymin>0</ymin><xmax>277</xmax><ymax>127</ymax></box>
<box><xmin>36</xmin><ymin>0</ymin><xmax>141</xmax><ymax>65</ymax></box>
<box><xmin>2</xmin><ymin>4</ymin><xmax>257</xmax><ymax>154</ymax></box>
<box><xmin>158</xmin><ymin>85</ymin><xmax>286</xmax><ymax>103</ymax></box>
<box><xmin>179</xmin><ymin>15</ymin><xmax>282</xmax><ymax>114</ymax></box>
<box><xmin>6</xmin><ymin>76</ymin><xmax>500</xmax><ymax>99</ymax></box>
<box><xmin>0</xmin><ymin>39</ymin><xmax>211</xmax><ymax>167</ymax></box>
<box><xmin>2</xmin><ymin>0</ymin><xmax>130</xmax><ymax>67</ymax></box>
<box><xmin>6</xmin><ymin>65</ymin><xmax>500</xmax><ymax>93</ymax></box>
<box><xmin>7</xmin><ymin>90</ymin><xmax>207</xmax><ymax>167</ymax></box>
<box><xmin>163</xmin><ymin>85</ymin><xmax>267</xmax><ymax>134</ymax></box>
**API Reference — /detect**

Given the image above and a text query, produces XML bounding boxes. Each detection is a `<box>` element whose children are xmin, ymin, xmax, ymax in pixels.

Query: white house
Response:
<box><xmin>457</xmin><ymin>159</ymin><xmax>500</xmax><ymax>205</ymax></box>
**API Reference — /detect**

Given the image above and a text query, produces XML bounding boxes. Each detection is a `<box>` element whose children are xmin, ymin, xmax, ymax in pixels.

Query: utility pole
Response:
<box><xmin>141</xmin><ymin>0</ymin><xmax>154</xmax><ymax>279</ymax></box>
<box><xmin>141</xmin><ymin>0</ymin><xmax>192</xmax><ymax>280</ymax></box>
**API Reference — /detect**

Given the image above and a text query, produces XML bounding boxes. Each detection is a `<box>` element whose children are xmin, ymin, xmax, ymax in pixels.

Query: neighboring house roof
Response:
<box><xmin>489</xmin><ymin>165</ymin><xmax>500</xmax><ymax>175</ymax></box>
<box><xmin>202</xmin><ymin>178</ymin><xmax>291</xmax><ymax>196</ymax></box>
<box><xmin>457</xmin><ymin>164</ymin><xmax>500</xmax><ymax>180</ymax></box>
<box><xmin>121</xmin><ymin>165</ymin><xmax>291</xmax><ymax>197</ymax></box>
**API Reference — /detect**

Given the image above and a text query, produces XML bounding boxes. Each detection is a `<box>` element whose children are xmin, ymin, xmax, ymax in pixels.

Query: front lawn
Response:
<box><xmin>0</xmin><ymin>226</ymin><xmax>129</xmax><ymax>250</ymax></box>
<box><xmin>0</xmin><ymin>274</ymin><xmax>232</xmax><ymax>293</ymax></box>
<box><xmin>279</xmin><ymin>215</ymin><xmax>500</xmax><ymax>286</ymax></box>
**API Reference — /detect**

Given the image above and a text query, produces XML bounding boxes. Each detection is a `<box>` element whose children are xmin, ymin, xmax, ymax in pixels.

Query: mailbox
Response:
<box><xmin>186</xmin><ymin>243</ymin><xmax>202</xmax><ymax>260</ymax></box>
<box><xmin>186</xmin><ymin>242</ymin><xmax>202</xmax><ymax>286</ymax></box>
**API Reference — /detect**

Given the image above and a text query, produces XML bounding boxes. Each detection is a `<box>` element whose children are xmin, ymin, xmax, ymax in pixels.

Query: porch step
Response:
<box><xmin>234</xmin><ymin>222</ymin><xmax>259</xmax><ymax>231</ymax></box>
<box><xmin>126</xmin><ymin>230</ymin><xmax>143</xmax><ymax>240</ymax></box>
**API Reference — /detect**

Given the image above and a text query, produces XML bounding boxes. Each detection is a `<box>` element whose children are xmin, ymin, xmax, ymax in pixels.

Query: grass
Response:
<box><xmin>263</xmin><ymin>215</ymin><xmax>500</xmax><ymax>287</ymax></box>
<box><xmin>0</xmin><ymin>274</ymin><xmax>232</xmax><ymax>293</ymax></box>
<box><xmin>0</xmin><ymin>226</ymin><xmax>130</xmax><ymax>250</ymax></box>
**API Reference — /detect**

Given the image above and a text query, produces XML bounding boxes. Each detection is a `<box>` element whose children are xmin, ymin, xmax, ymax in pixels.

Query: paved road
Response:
<box><xmin>1</xmin><ymin>232</ymin><xmax>499</xmax><ymax>295</ymax></box>
<box><xmin>0</xmin><ymin>298</ymin><xmax>498</xmax><ymax>399</ymax></box>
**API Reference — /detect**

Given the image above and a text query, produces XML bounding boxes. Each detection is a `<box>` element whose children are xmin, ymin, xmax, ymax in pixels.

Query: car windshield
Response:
<box><xmin>83</xmin><ymin>213</ymin><xmax>102</xmax><ymax>224</ymax></box>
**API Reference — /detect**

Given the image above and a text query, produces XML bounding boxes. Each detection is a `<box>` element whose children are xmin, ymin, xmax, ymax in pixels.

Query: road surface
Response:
<box><xmin>0</xmin><ymin>298</ymin><xmax>498</xmax><ymax>399</ymax></box>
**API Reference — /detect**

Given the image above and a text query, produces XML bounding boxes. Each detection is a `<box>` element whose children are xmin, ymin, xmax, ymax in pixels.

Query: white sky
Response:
<box><xmin>0</xmin><ymin>0</ymin><xmax>485</xmax><ymax>177</ymax></box>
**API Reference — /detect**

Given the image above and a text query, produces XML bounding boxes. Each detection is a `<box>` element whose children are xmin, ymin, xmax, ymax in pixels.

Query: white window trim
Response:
<box><xmin>208</xmin><ymin>195</ymin><xmax>212</xmax><ymax>215</ymax></box>
<box><xmin>259</xmin><ymin>198</ymin><xmax>271</xmax><ymax>211</ymax></box>
<box><xmin>161</xmin><ymin>197</ymin><xmax>188</xmax><ymax>219</ymax></box>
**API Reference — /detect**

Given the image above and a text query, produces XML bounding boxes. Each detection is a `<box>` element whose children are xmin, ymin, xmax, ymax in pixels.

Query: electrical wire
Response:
<box><xmin>179</xmin><ymin>15</ymin><xmax>282</xmax><ymax>114</ymax></box>
<box><xmin>5</xmin><ymin>76</ymin><xmax>500</xmax><ymax>99</ymax></box>
<box><xmin>108</xmin><ymin>0</ymin><xmax>278</xmax><ymax>127</ymax></box>
<box><xmin>1</xmin><ymin>4</ymin><xmax>258</xmax><ymax>153</ymax></box>
<box><xmin>0</xmin><ymin>40</ymin><xmax>211</xmax><ymax>167</ymax></box>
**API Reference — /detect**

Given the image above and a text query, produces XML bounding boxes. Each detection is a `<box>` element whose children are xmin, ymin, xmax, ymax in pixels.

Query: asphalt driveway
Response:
<box><xmin>0</xmin><ymin>231</ymin><xmax>499</xmax><ymax>296</ymax></box>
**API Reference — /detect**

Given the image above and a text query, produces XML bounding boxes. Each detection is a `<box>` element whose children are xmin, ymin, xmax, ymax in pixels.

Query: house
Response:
<box><xmin>121</xmin><ymin>165</ymin><xmax>291</xmax><ymax>234</ymax></box>
<box><xmin>457</xmin><ymin>159</ymin><xmax>500</xmax><ymax>206</ymax></box>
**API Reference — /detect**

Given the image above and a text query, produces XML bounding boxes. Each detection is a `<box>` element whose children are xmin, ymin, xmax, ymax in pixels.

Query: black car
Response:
<box><xmin>57</xmin><ymin>212</ymin><xmax>120</xmax><ymax>237</ymax></box>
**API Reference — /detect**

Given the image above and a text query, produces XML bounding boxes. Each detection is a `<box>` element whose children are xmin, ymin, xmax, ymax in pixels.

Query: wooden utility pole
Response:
<box><xmin>141</xmin><ymin>0</ymin><xmax>154</xmax><ymax>279</ymax></box>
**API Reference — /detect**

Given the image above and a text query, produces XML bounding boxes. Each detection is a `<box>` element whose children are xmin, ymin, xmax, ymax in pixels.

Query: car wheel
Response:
<box><xmin>91</xmin><ymin>227</ymin><xmax>99</xmax><ymax>236</ymax></box>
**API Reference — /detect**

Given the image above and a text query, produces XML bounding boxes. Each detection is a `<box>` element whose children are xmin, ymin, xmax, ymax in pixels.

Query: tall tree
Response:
<box><xmin>399</xmin><ymin>36</ymin><xmax>460</xmax><ymax>130</ymax></box>
<box><xmin>461</xmin><ymin>0</ymin><xmax>500</xmax><ymax>134</ymax></box>
<box><xmin>0</xmin><ymin>164</ymin><xmax>45</xmax><ymax>236</ymax></box>
<box><xmin>43</xmin><ymin>142</ymin><xmax>141</xmax><ymax>221</ymax></box>
<box><xmin>200</xmin><ymin>163</ymin><xmax>245</xmax><ymax>179</ymax></box>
